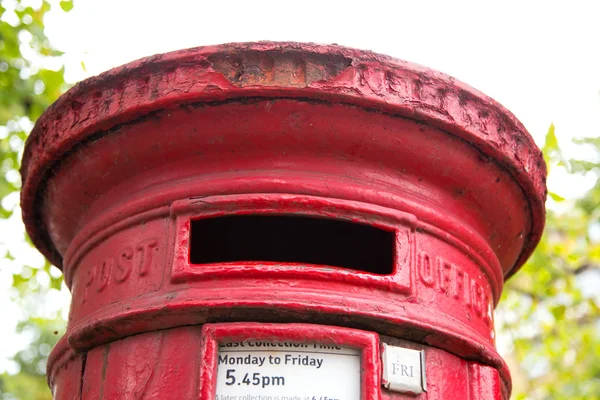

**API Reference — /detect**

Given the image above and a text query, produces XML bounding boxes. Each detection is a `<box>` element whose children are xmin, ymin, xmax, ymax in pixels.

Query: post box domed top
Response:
<box><xmin>20</xmin><ymin>41</ymin><xmax>546</xmax><ymax>277</ymax></box>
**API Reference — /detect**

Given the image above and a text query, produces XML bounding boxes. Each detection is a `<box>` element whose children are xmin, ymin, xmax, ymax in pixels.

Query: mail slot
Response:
<box><xmin>188</xmin><ymin>214</ymin><xmax>395</xmax><ymax>273</ymax></box>
<box><xmin>20</xmin><ymin>42</ymin><xmax>546</xmax><ymax>399</ymax></box>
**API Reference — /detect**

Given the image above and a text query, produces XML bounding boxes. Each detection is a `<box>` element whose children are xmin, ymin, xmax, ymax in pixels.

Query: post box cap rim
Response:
<box><xmin>19</xmin><ymin>41</ymin><xmax>547</xmax><ymax>277</ymax></box>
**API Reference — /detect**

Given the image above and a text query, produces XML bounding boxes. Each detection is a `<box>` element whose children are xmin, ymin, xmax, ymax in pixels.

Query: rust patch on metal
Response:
<box><xmin>208</xmin><ymin>50</ymin><xmax>352</xmax><ymax>87</ymax></box>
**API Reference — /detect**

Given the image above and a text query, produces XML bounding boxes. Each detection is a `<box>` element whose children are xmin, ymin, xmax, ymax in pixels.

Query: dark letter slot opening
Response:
<box><xmin>189</xmin><ymin>215</ymin><xmax>395</xmax><ymax>275</ymax></box>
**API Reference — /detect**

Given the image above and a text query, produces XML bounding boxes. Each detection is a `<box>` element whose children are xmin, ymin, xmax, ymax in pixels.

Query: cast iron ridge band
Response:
<box><xmin>20</xmin><ymin>41</ymin><xmax>547</xmax><ymax>274</ymax></box>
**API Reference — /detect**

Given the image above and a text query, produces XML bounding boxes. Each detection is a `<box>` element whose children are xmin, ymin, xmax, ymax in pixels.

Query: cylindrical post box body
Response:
<box><xmin>20</xmin><ymin>42</ymin><xmax>546</xmax><ymax>399</ymax></box>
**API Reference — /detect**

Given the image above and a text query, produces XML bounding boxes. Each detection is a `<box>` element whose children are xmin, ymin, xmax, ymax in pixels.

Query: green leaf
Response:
<box><xmin>544</xmin><ymin>123</ymin><xmax>558</xmax><ymax>153</ymax></box>
<box><xmin>548</xmin><ymin>191</ymin><xmax>566</xmax><ymax>202</ymax></box>
<box><xmin>59</xmin><ymin>0</ymin><xmax>73</xmax><ymax>12</ymax></box>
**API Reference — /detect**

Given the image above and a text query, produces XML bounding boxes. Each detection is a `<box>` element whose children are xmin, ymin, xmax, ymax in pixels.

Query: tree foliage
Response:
<box><xmin>1</xmin><ymin>0</ymin><xmax>68</xmax><ymax>215</ymax></box>
<box><xmin>0</xmin><ymin>1</ymin><xmax>71</xmax><ymax>399</ymax></box>
<box><xmin>498</xmin><ymin>125</ymin><xmax>600</xmax><ymax>399</ymax></box>
<box><xmin>0</xmin><ymin>2</ymin><xmax>599</xmax><ymax>399</ymax></box>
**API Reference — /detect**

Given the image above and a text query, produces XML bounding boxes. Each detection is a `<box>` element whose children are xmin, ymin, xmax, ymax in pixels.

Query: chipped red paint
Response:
<box><xmin>21</xmin><ymin>42</ymin><xmax>546</xmax><ymax>399</ymax></box>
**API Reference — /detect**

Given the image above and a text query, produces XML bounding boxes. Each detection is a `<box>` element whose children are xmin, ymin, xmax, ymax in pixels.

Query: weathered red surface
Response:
<box><xmin>21</xmin><ymin>42</ymin><xmax>546</xmax><ymax>399</ymax></box>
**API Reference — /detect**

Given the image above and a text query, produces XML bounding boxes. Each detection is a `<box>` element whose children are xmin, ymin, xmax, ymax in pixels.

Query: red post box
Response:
<box><xmin>20</xmin><ymin>42</ymin><xmax>546</xmax><ymax>399</ymax></box>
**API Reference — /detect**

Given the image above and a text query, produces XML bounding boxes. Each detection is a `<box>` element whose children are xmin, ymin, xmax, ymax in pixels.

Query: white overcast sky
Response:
<box><xmin>2</xmin><ymin>0</ymin><xmax>600</xmax><ymax>372</ymax></box>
